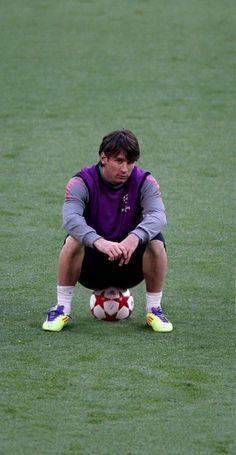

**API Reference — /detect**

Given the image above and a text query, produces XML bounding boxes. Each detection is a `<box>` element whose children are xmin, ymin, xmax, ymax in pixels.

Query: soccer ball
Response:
<box><xmin>90</xmin><ymin>287</ymin><xmax>134</xmax><ymax>321</ymax></box>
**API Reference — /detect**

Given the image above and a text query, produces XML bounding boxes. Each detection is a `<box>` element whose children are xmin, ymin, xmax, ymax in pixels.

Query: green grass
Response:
<box><xmin>0</xmin><ymin>0</ymin><xmax>235</xmax><ymax>454</ymax></box>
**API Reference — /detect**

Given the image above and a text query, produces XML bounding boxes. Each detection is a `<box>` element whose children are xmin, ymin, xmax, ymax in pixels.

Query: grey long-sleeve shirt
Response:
<box><xmin>63</xmin><ymin>173</ymin><xmax>167</xmax><ymax>248</ymax></box>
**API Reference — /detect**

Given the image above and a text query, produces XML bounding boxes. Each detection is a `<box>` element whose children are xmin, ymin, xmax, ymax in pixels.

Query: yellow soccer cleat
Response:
<box><xmin>42</xmin><ymin>306</ymin><xmax>71</xmax><ymax>332</ymax></box>
<box><xmin>146</xmin><ymin>307</ymin><xmax>173</xmax><ymax>332</ymax></box>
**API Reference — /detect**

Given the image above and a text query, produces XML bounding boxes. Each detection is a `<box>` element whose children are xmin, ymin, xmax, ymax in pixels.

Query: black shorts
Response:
<box><xmin>78</xmin><ymin>233</ymin><xmax>166</xmax><ymax>290</ymax></box>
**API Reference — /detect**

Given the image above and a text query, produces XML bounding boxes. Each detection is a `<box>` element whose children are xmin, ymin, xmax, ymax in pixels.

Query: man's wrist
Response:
<box><xmin>128</xmin><ymin>232</ymin><xmax>141</xmax><ymax>244</ymax></box>
<box><xmin>93</xmin><ymin>237</ymin><xmax>104</xmax><ymax>247</ymax></box>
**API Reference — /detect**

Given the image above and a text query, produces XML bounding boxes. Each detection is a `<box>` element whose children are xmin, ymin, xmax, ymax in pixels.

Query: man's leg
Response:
<box><xmin>42</xmin><ymin>236</ymin><xmax>84</xmax><ymax>331</ymax></box>
<box><xmin>143</xmin><ymin>239</ymin><xmax>173</xmax><ymax>332</ymax></box>
<box><xmin>58</xmin><ymin>236</ymin><xmax>85</xmax><ymax>285</ymax></box>
<box><xmin>143</xmin><ymin>239</ymin><xmax>167</xmax><ymax>293</ymax></box>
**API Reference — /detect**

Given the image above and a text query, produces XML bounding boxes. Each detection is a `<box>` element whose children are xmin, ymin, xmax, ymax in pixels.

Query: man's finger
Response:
<box><xmin>118</xmin><ymin>256</ymin><xmax>125</xmax><ymax>266</ymax></box>
<box><xmin>118</xmin><ymin>245</ymin><xmax>128</xmax><ymax>258</ymax></box>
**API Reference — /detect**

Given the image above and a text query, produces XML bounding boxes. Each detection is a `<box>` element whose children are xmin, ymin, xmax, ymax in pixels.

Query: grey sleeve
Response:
<box><xmin>130</xmin><ymin>175</ymin><xmax>167</xmax><ymax>243</ymax></box>
<box><xmin>62</xmin><ymin>177</ymin><xmax>102</xmax><ymax>247</ymax></box>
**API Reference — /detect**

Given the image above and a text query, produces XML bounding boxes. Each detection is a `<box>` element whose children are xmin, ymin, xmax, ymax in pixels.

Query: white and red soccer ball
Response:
<box><xmin>90</xmin><ymin>287</ymin><xmax>134</xmax><ymax>321</ymax></box>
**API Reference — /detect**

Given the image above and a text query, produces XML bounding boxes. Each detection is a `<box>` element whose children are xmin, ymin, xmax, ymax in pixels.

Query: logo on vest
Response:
<box><xmin>121</xmin><ymin>194</ymin><xmax>130</xmax><ymax>213</ymax></box>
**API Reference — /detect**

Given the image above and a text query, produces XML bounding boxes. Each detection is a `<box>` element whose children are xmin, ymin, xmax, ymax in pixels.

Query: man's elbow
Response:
<box><xmin>63</xmin><ymin>214</ymin><xmax>76</xmax><ymax>232</ymax></box>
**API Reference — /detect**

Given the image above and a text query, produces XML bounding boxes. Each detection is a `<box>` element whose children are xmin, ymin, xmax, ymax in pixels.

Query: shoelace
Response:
<box><xmin>151</xmin><ymin>306</ymin><xmax>169</xmax><ymax>323</ymax></box>
<box><xmin>47</xmin><ymin>308</ymin><xmax>64</xmax><ymax>321</ymax></box>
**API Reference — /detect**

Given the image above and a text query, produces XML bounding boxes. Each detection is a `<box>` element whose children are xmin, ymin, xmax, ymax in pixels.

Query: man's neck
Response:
<box><xmin>97</xmin><ymin>162</ymin><xmax>124</xmax><ymax>189</ymax></box>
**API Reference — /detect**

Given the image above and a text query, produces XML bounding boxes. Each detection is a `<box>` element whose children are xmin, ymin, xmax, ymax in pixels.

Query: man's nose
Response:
<box><xmin>121</xmin><ymin>162</ymin><xmax>128</xmax><ymax>172</ymax></box>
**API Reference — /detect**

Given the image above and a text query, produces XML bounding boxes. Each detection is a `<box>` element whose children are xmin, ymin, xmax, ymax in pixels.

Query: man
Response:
<box><xmin>42</xmin><ymin>129</ymin><xmax>173</xmax><ymax>332</ymax></box>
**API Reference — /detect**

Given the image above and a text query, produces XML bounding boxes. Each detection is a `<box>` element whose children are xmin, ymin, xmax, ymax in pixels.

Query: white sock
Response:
<box><xmin>53</xmin><ymin>286</ymin><xmax>75</xmax><ymax>315</ymax></box>
<box><xmin>145</xmin><ymin>291</ymin><xmax>163</xmax><ymax>313</ymax></box>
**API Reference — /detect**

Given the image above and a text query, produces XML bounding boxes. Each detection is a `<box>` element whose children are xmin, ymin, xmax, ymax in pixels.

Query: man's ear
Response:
<box><xmin>100</xmin><ymin>151</ymin><xmax>108</xmax><ymax>165</ymax></box>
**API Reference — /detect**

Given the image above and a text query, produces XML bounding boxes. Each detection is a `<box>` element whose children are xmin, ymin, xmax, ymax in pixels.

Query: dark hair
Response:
<box><xmin>98</xmin><ymin>129</ymin><xmax>140</xmax><ymax>162</ymax></box>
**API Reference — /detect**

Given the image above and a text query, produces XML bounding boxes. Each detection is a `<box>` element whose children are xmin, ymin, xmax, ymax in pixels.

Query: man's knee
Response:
<box><xmin>63</xmin><ymin>236</ymin><xmax>84</xmax><ymax>255</ymax></box>
<box><xmin>145</xmin><ymin>239</ymin><xmax>166</xmax><ymax>257</ymax></box>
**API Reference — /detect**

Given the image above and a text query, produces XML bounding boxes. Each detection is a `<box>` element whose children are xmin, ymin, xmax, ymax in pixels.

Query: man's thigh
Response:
<box><xmin>78</xmin><ymin>245</ymin><xmax>144</xmax><ymax>289</ymax></box>
<box><xmin>78</xmin><ymin>232</ymin><xmax>165</xmax><ymax>290</ymax></box>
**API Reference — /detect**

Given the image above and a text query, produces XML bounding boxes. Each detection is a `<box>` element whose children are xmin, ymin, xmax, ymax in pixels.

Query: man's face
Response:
<box><xmin>100</xmin><ymin>151</ymin><xmax>136</xmax><ymax>184</ymax></box>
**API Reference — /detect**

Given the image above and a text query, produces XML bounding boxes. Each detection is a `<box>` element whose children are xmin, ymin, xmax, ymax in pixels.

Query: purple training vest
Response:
<box><xmin>76</xmin><ymin>164</ymin><xmax>150</xmax><ymax>241</ymax></box>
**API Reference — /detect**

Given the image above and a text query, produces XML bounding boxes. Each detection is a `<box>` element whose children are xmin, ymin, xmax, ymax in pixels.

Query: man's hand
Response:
<box><xmin>94</xmin><ymin>234</ymin><xmax>140</xmax><ymax>265</ymax></box>
<box><xmin>118</xmin><ymin>234</ymin><xmax>140</xmax><ymax>266</ymax></box>
<box><xmin>94</xmin><ymin>238</ymin><xmax>124</xmax><ymax>261</ymax></box>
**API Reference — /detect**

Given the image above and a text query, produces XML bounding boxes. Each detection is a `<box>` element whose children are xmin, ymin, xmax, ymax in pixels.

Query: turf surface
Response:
<box><xmin>1</xmin><ymin>1</ymin><xmax>235</xmax><ymax>454</ymax></box>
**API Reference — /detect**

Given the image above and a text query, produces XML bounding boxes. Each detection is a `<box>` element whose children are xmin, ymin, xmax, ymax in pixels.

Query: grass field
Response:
<box><xmin>1</xmin><ymin>1</ymin><xmax>235</xmax><ymax>454</ymax></box>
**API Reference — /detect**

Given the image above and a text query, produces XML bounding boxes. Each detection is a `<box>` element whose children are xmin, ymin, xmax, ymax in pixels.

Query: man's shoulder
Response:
<box><xmin>132</xmin><ymin>165</ymin><xmax>150</xmax><ymax>179</ymax></box>
<box><xmin>65</xmin><ymin>175</ymin><xmax>88</xmax><ymax>199</ymax></box>
<box><xmin>145</xmin><ymin>174</ymin><xmax>160</xmax><ymax>187</ymax></box>
<box><xmin>74</xmin><ymin>163</ymin><xmax>98</xmax><ymax>178</ymax></box>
